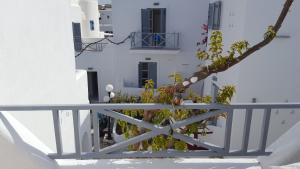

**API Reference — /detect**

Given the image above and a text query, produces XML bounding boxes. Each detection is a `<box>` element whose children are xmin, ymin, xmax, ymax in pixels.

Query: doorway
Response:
<box><xmin>87</xmin><ymin>71</ymin><xmax>99</xmax><ymax>103</ymax></box>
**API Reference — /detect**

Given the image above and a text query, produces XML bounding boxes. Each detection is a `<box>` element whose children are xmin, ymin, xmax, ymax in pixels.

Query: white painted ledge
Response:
<box><xmin>57</xmin><ymin>158</ymin><xmax>261</xmax><ymax>169</ymax></box>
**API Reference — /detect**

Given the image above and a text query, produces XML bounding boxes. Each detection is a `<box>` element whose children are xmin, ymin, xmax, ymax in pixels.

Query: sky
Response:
<box><xmin>98</xmin><ymin>0</ymin><xmax>111</xmax><ymax>4</ymax></box>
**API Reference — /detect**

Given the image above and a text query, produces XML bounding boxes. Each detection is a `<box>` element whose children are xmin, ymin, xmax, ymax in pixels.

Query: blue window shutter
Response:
<box><xmin>141</xmin><ymin>9</ymin><xmax>152</xmax><ymax>47</ymax></box>
<box><xmin>72</xmin><ymin>23</ymin><xmax>82</xmax><ymax>52</ymax></box>
<box><xmin>208</xmin><ymin>3</ymin><xmax>214</xmax><ymax>29</ymax></box>
<box><xmin>141</xmin><ymin>9</ymin><xmax>151</xmax><ymax>33</ymax></box>
<box><xmin>160</xmin><ymin>8</ymin><xmax>166</xmax><ymax>33</ymax></box>
<box><xmin>213</xmin><ymin>1</ymin><xmax>222</xmax><ymax>30</ymax></box>
<box><xmin>159</xmin><ymin>8</ymin><xmax>166</xmax><ymax>47</ymax></box>
<box><xmin>148</xmin><ymin>62</ymin><xmax>157</xmax><ymax>88</ymax></box>
<box><xmin>138</xmin><ymin>62</ymin><xmax>143</xmax><ymax>88</ymax></box>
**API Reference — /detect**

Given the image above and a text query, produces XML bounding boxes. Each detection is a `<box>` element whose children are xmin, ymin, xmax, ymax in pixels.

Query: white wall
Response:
<box><xmin>99</xmin><ymin>9</ymin><xmax>113</xmax><ymax>33</ymax></box>
<box><xmin>71</xmin><ymin>0</ymin><xmax>83</xmax><ymax>23</ymax></box>
<box><xmin>79</xmin><ymin>0</ymin><xmax>101</xmax><ymax>38</ymax></box>
<box><xmin>76</xmin><ymin>44</ymin><xmax>115</xmax><ymax>101</ymax></box>
<box><xmin>204</xmin><ymin>0</ymin><xmax>300</xmax><ymax>151</ymax></box>
<box><xmin>0</xmin><ymin>0</ymin><xmax>91</xmax><ymax>153</ymax></box>
<box><xmin>100</xmin><ymin>9</ymin><xmax>112</xmax><ymax>25</ymax></box>
<box><xmin>0</xmin><ymin>112</ymin><xmax>58</xmax><ymax>169</ymax></box>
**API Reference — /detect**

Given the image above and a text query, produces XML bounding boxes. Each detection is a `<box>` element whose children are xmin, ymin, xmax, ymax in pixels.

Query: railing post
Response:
<box><xmin>130</xmin><ymin>32</ymin><xmax>133</xmax><ymax>48</ymax></box>
<box><xmin>241</xmin><ymin>108</ymin><xmax>253</xmax><ymax>153</ymax></box>
<box><xmin>52</xmin><ymin>109</ymin><xmax>63</xmax><ymax>156</ymax></box>
<box><xmin>73</xmin><ymin>109</ymin><xmax>81</xmax><ymax>159</ymax></box>
<box><xmin>177</xmin><ymin>33</ymin><xmax>180</xmax><ymax>49</ymax></box>
<box><xmin>211</xmin><ymin>76</ymin><xmax>219</xmax><ymax>103</ymax></box>
<box><xmin>92</xmin><ymin>110</ymin><xmax>100</xmax><ymax>152</ymax></box>
<box><xmin>259</xmin><ymin>108</ymin><xmax>271</xmax><ymax>153</ymax></box>
<box><xmin>224</xmin><ymin>109</ymin><xmax>233</xmax><ymax>153</ymax></box>
<box><xmin>173</xmin><ymin>32</ymin><xmax>176</xmax><ymax>49</ymax></box>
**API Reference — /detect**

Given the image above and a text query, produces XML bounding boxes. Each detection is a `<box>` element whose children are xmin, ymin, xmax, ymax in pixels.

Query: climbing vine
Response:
<box><xmin>113</xmin><ymin>76</ymin><xmax>235</xmax><ymax>151</ymax></box>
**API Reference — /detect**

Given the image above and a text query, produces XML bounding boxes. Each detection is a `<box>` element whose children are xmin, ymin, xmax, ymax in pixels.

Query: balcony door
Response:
<box><xmin>87</xmin><ymin>71</ymin><xmax>99</xmax><ymax>103</ymax></box>
<box><xmin>141</xmin><ymin>8</ymin><xmax>166</xmax><ymax>47</ymax></box>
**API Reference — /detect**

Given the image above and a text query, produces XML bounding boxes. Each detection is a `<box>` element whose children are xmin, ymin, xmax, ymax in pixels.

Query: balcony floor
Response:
<box><xmin>57</xmin><ymin>158</ymin><xmax>261</xmax><ymax>169</ymax></box>
<box><xmin>130</xmin><ymin>48</ymin><xmax>180</xmax><ymax>54</ymax></box>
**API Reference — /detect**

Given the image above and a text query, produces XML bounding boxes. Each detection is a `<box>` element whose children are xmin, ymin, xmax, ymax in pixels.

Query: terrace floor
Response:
<box><xmin>57</xmin><ymin>158</ymin><xmax>261</xmax><ymax>169</ymax></box>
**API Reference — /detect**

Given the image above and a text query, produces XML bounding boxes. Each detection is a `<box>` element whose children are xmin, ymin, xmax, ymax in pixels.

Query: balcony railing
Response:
<box><xmin>75</xmin><ymin>42</ymin><xmax>107</xmax><ymax>52</ymax></box>
<box><xmin>1</xmin><ymin>103</ymin><xmax>300</xmax><ymax>160</ymax></box>
<box><xmin>131</xmin><ymin>32</ymin><xmax>180</xmax><ymax>50</ymax></box>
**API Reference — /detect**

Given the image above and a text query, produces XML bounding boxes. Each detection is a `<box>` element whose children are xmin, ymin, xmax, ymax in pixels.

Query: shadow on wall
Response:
<box><xmin>82</xmin><ymin>131</ymin><xmax>90</xmax><ymax>152</ymax></box>
<box><xmin>0</xmin><ymin>112</ymin><xmax>59</xmax><ymax>169</ymax></box>
<box><xmin>80</xmin><ymin>110</ymin><xmax>93</xmax><ymax>152</ymax></box>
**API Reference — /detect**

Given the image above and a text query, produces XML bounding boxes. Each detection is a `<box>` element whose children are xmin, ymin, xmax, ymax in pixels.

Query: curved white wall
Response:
<box><xmin>71</xmin><ymin>0</ymin><xmax>83</xmax><ymax>23</ymax></box>
<box><xmin>0</xmin><ymin>112</ymin><xmax>58</xmax><ymax>169</ymax></box>
<box><xmin>79</xmin><ymin>0</ymin><xmax>101</xmax><ymax>38</ymax></box>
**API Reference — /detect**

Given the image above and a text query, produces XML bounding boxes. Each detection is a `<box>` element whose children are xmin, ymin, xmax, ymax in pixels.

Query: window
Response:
<box><xmin>138</xmin><ymin>62</ymin><xmax>157</xmax><ymax>88</ymax></box>
<box><xmin>72</xmin><ymin>22</ymin><xmax>82</xmax><ymax>52</ymax></box>
<box><xmin>141</xmin><ymin>8</ymin><xmax>166</xmax><ymax>33</ymax></box>
<box><xmin>208</xmin><ymin>1</ymin><xmax>222</xmax><ymax>30</ymax></box>
<box><xmin>141</xmin><ymin>8</ymin><xmax>166</xmax><ymax>47</ymax></box>
<box><xmin>90</xmin><ymin>20</ymin><xmax>95</xmax><ymax>31</ymax></box>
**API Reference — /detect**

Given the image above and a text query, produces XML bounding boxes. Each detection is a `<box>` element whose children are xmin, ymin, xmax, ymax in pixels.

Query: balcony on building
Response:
<box><xmin>130</xmin><ymin>8</ymin><xmax>180</xmax><ymax>54</ymax></box>
<box><xmin>130</xmin><ymin>32</ymin><xmax>180</xmax><ymax>54</ymax></box>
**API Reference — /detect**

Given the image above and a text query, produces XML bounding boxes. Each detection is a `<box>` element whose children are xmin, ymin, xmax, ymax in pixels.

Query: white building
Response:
<box><xmin>76</xmin><ymin>0</ymin><xmax>210</xmax><ymax>101</ymax></box>
<box><xmin>99</xmin><ymin>4</ymin><xmax>113</xmax><ymax>35</ymax></box>
<box><xmin>203</xmin><ymin>0</ymin><xmax>300</xmax><ymax>150</ymax></box>
<box><xmin>1</xmin><ymin>0</ymin><xmax>300</xmax><ymax>169</ymax></box>
<box><xmin>0</xmin><ymin>0</ymin><xmax>92</xmax><ymax>157</ymax></box>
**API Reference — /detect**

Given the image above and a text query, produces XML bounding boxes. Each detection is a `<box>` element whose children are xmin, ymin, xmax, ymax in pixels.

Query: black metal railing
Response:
<box><xmin>74</xmin><ymin>42</ymin><xmax>107</xmax><ymax>52</ymax></box>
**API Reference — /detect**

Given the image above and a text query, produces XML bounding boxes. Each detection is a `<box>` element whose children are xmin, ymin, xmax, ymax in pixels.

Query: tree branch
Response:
<box><xmin>178</xmin><ymin>0</ymin><xmax>294</xmax><ymax>91</ymax></box>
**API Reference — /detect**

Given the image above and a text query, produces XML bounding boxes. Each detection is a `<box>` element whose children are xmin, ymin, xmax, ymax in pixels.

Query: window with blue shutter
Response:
<box><xmin>208</xmin><ymin>4</ymin><xmax>214</xmax><ymax>29</ymax></box>
<box><xmin>141</xmin><ymin>9</ymin><xmax>152</xmax><ymax>33</ymax></box>
<box><xmin>213</xmin><ymin>1</ymin><xmax>222</xmax><ymax>30</ymax></box>
<box><xmin>208</xmin><ymin>1</ymin><xmax>222</xmax><ymax>30</ymax></box>
<box><xmin>141</xmin><ymin>8</ymin><xmax>166</xmax><ymax>47</ymax></box>
<box><xmin>138</xmin><ymin>62</ymin><xmax>157</xmax><ymax>88</ymax></box>
<box><xmin>141</xmin><ymin>9</ymin><xmax>152</xmax><ymax>47</ymax></box>
<box><xmin>148</xmin><ymin>62</ymin><xmax>157</xmax><ymax>88</ymax></box>
<box><xmin>158</xmin><ymin>8</ymin><xmax>166</xmax><ymax>47</ymax></box>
